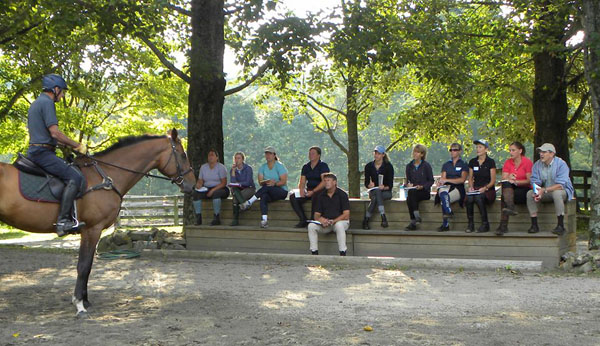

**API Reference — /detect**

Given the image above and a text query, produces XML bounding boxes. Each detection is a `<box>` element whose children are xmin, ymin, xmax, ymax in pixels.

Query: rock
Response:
<box><xmin>573</xmin><ymin>253</ymin><xmax>593</xmax><ymax>266</ymax></box>
<box><xmin>97</xmin><ymin>236</ymin><xmax>114</xmax><ymax>253</ymax></box>
<box><xmin>133</xmin><ymin>241</ymin><xmax>146</xmax><ymax>252</ymax></box>
<box><xmin>164</xmin><ymin>243</ymin><xmax>186</xmax><ymax>250</ymax></box>
<box><xmin>561</xmin><ymin>251</ymin><xmax>576</xmax><ymax>262</ymax></box>
<box><xmin>164</xmin><ymin>237</ymin><xmax>186</xmax><ymax>246</ymax></box>
<box><xmin>560</xmin><ymin>257</ymin><xmax>574</xmax><ymax>271</ymax></box>
<box><xmin>129</xmin><ymin>231</ymin><xmax>153</xmax><ymax>242</ymax></box>
<box><xmin>576</xmin><ymin>261</ymin><xmax>594</xmax><ymax>273</ymax></box>
<box><xmin>144</xmin><ymin>241</ymin><xmax>158</xmax><ymax>250</ymax></box>
<box><xmin>112</xmin><ymin>231</ymin><xmax>132</xmax><ymax>246</ymax></box>
<box><xmin>150</xmin><ymin>227</ymin><xmax>160</xmax><ymax>238</ymax></box>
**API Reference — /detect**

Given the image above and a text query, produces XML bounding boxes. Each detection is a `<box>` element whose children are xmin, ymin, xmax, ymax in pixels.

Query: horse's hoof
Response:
<box><xmin>83</xmin><ymin>300</ymin><xmax>91</xmax><ymax>309</ymax></box>
<box><xmin>76</xmin><ymin>310</ymin><xmax>90</xmax><ymax>319</ymax></box>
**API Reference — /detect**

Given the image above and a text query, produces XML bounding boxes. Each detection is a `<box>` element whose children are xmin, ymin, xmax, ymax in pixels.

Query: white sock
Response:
<box><xmin>248</xmin><ymin>196</ymin><xmax>258</xmax><ymax>204</ymax></box>
<box><xmin>262</xmin><ymin>215</ymin><xmax>268</xmax><ymax>221</ymax></box>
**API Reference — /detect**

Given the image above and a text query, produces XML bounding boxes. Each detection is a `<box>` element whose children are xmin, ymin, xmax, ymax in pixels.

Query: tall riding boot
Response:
<box><xmin>495</xmin><ymin>213</ymin><xmax>508</xmax><ymax>236</ymax></box>
<box><xmin>362</xmin><ymin>216</ymin><xmax>370</xmax><ymax>230</ymax></box>
<box><xmin>230</xmin><ymin>205</ymin><xmax>240</xmax><ymax>226</ymax></box>
<box><xmin>502</xmin><ymin>186</ymin><xmax>518</xmax><ymax>216</ymax></box>
<box><xmin>210</xmin><ymin>214</ymin><xmax>221</xmax><ymax>226</ymax></box>
<box><xmin>475</xmin><ymin>197</ymin><xmax>490</xmax><ymax>233</ymax></box>
<box><xmin>381</xmin><ymin>214</ymin><xmax>389</xmax><ymax>228</ymax></box>
<box><xmin>552</xmin><ymin>215</ymin><xmax>565</xmax><ymax>236</ymax></box>
<box><xmin>195</xmin><ymin>213</ymin><xmax>202</xmax><ymax>225</ymax></box>
<box><xmin>290</xmin><ymin>196</ymin><xmax>308</xmax><ymax>228</ymax></box>
<box><xmin>55</xmin><ymin>180</ymin><xmax>81</xmax><ymax>237</ymax></box>
<box><xmin>465</xmin><ymin>199</ymin><xmax>475</xmax><ymax>233</ymax></box>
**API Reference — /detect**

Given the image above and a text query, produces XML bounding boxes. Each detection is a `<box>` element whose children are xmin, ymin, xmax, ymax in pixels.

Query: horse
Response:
<box><xmin>0</xmin><ymin>129</ymin><xmax>196</xmax><ymax>317</ymax></box>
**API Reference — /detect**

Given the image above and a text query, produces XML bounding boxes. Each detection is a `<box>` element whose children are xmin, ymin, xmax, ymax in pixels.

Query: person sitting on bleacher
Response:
<box><xmin>526</xmin><ymin>143</ymin><xmax>574</xmax><ymax>235</ymax></box>
<box><xmin>193</xmin><ymin>149</ymin><xmax>230</xmax><ymax>226</ymax></box>
<box><xmin>229</xmin><ymin>151</ymin><xmax>256</xmax><ymax>226</ymax></box>
<box><xmin>307</xmin><ymin>173</ymin><xmax>350</xmax><ymax>256</ymax></box>
<box><xmin>404</xmin><ymin>144</ymin><xmax>434</xmax><ymax>231</ymax></box>
<box><xmin>495</xmin><ymin>141</ymin><xmax>532</xmax><ymax>236</ymax></box>
<box><xmin>465</xmin><ymin>139</ymin><xmax>497</xmax><ymax>233</ymax></box>
<box><xmin>362</xmin><ymin>145</ymin><xmax>394</xmax><ymax>230</ymax></box>
<box><xmin>240</xmin><ymin>146</ymin><xmax>288</xmax><ymax>228</ymax></box>
<box><xmin>435</xmin><ymin>143</ymin><xmax>469</xmax><ymax>232</ymax></box>
<box><xmin>289</xmin><ymin>146</ymin><xmax>330</xmax><ymax>228</ymax></box>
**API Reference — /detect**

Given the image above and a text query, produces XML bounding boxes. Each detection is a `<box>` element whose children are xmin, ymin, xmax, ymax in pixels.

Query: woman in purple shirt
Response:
<box><xmin>229</xmin><ymin>152</ymin><xmax>256</xmax><ymax>226</ymax></box>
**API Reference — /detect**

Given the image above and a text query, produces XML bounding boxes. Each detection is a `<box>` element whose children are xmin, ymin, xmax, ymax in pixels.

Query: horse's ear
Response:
<box><xmin>170</xmin><ymin>128</ymin><xmax>178</xmax><ymax>141</ymax></box>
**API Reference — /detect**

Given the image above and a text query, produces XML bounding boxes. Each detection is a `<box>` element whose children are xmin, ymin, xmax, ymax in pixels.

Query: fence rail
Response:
<box><xmin>116</xmin><ymin>195</ymin><xmax>184</xmax><ymax>227</ymax></box>
<box><xmin>117</xmin><ymin>170</ymin><xmax>592</xmax><ymax>227</ymax></box>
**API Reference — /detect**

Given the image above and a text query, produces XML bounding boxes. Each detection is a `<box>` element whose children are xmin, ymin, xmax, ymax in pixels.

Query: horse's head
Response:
<box><xmin>158</xmin><ymin>129</ymin><xmax>196</xmax><ymax>194</ymax></box>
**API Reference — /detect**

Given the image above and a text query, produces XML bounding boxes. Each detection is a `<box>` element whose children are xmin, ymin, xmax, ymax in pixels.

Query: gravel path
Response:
<box><xmin>1</xmin><ymin>247</ymin><xmax>599</xmax><ymax>346</ymax></box>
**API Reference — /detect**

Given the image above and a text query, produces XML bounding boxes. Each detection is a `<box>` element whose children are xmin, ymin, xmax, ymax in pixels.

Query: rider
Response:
<box><xmin>27</xmin><ymin>74</ymin><xmax>87</xmax><ymax>236</ymax></box>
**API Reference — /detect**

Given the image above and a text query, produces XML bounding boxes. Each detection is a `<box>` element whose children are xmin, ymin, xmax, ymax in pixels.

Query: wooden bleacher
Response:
<box><xmin>185</xmin><ymin>198</ymin><xmax>576</xmax><ymax>268</ymax></box>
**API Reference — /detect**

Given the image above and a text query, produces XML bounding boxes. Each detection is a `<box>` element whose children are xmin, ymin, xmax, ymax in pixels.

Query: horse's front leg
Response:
<box><xmin>73</xmin><ymin>225</ymin><xmax>102</xmax><ymax>318</ymax></box>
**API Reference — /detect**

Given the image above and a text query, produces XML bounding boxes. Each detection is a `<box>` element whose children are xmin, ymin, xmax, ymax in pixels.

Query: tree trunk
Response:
<box><xmin>184</xmin><ymin>0</ymin><xmax>226</xmax><ymax>225</ymax></box>
<box><xmin>582</xmin><ymin>0</ymin><xmax>600</xmax><ymax>250</ymax></box>
<box><xmin>346</xmin><ymin>82</ymin><xmax>361</xmax><ymax>198</ymax></box>
<box><xmin>532</xmin><ymin>50</ymin><xmax>570</xmax><ymax>166</ymax></box>
<box><xmin>531</xmin><ymin>2</ymin><xmax>571</xmax><ymax>167</ymax></box>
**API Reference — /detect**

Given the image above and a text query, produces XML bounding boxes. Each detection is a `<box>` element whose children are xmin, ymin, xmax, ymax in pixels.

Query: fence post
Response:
<box><xmin>173</xmin><ymin>195</ymin><xmax>179</xmax><ymax>226</ymax></box>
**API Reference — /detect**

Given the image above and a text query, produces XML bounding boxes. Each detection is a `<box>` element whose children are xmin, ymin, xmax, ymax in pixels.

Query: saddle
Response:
<box><xmin>13</xmin><ymin>154</ymin><xmax>87</xmax><ymax>203</ymax></box>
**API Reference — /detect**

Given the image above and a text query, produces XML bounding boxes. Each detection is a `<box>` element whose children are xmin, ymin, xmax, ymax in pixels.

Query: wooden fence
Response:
<box><xmin>116</xmin><ymin>170</ymin><xmax>592</xmax><ymax>227</ymax></box>
<box><xmin>116</xmin><ymin>195</ymin><xmax>184</xmax><ymax>227</ymax></box>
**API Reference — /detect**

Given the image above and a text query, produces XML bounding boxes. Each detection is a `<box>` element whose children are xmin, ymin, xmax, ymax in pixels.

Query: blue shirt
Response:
<box><xmin>259</xmin><ymin>161</ymin><xmax>288</xmax><ymax>191</ymax></box>
<box><xmin>230</xmin><ymin>163</ymin><xmax>255</xmax><ymax>188</ymax></box>
<box><xmin>301</xmin><ymin>160</ymin><xmax>330</xmax><ymax>190</ymax></box>
<box><xmin>441</xmin><ymin>158</ymin><xmax>469</xmax><ymax>181</ymax></box>
<box><xmin>28</xmin><ymin>93</ymin><xmax>58</xmax><ymax>146</ymax></box>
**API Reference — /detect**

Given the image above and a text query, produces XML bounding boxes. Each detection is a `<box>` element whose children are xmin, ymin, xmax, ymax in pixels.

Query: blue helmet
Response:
<box><xmin>42</xmin><ymin>74</ymin><xmax>68</xmax><ymax>91</ymax></box>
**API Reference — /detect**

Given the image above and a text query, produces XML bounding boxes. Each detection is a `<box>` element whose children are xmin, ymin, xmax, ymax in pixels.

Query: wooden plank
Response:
<box><xmin>353</xmin><ymin>242</ymin><xmax>558</xmax><ymax>258</ymax></box>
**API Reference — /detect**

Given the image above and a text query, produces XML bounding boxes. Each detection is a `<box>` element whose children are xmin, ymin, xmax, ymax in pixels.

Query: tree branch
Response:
<box><xmin>567</xmin><ymin>91</ymin><xmax>590</xmax><ymax>129</ymax></box>
<box><xmin>0</xmin><ymin>21</ymin><xmax>43</xmax><ymax>45</ymax></box>
<box><xmin>293</xmin><ymin>90</ymin><xmax>347</xmax><ymax>117</ymax></box>
<box><xmin>305</xmin><ymin>102</ymin><xmax>349</xmax><ymax>154</ymax></box>
<box><xmin>224</xmin><ymin>61</ymin><xmax>271</xmax><ymax>96</ymax></box>
<box><xmin>166</xmin><ymin>2</ymin><xmax>191</xmax><ymax>16</ymax></box>
<box><xmin>138</xmin><ymin>35</ymin><xmax>191</xmax><ymax>84</ymax></box>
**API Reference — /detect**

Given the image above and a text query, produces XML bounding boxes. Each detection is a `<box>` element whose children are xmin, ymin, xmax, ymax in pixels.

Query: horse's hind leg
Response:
<box><xmin>73</xmin><ymin>225</ymin><xmax>102</xmax><ymax>318</ymax></box>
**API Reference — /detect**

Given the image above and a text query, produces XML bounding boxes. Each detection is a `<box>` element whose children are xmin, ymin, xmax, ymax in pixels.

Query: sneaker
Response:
<box><xmin>527</xmin><ymin>224</ymin><xmax>540</xmax><ymax>234</ymax></box>
<box><xmin>311</xmin><ymin>250</ymin><xmax>319</xmax><ymax>255</ymax></box>
<box><xmin>294</xmin><ymin>221</ymin><xmax>308</xmax><ymax>228</ymax></box>
<box><xmin>339</xmin><ymin>250</ymin><xmax>346</xmax><ymax>256</ymax></box>
<box><xmin>502</xmin><ymin>208</ymin><xmax>518</xmax><ymax>216</ymax></box>
<box><xmin>260</xmin><ymin>220</ymin><xmax>268</xmax><ymax>228</ymax></box>
<box><xmin>405</xmin><ymin>222</ymin><xmax>417</xmax><ymax>231</ymax></box>
<box><xmin>476</xmin><ymin>223</ymin><xmax>490</xmax><ymax>233</ymax></box>
<box><xmin>465</xmin><ymin>222</ymin><xmax>475</xmax><ymax>233</ymax></box>
<box><xmin>240</xmin><ymin>201</ymin><xmax>252</xmax><ymax>211</ymax></box>
<box><xmin>551</xmin><ymin>225</ymin><xmax>565</xmax><ymax>236</ymax></box>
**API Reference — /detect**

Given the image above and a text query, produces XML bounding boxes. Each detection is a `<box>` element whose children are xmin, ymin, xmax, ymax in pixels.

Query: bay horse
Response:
<box><xmin>0</xmin><ymin>129</ymin><xmax>196</xmax><ymax>317</ymax></box>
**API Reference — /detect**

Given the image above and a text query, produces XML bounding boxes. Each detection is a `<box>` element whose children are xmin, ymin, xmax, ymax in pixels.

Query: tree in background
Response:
<box><xmin>581</xmin><ymin>0</ymin><xmax>600</xmax><ymax>249</ymax></box>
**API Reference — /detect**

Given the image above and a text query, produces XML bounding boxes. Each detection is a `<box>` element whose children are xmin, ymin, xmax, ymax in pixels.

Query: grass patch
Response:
<box><xmin>0</xmin><ymin>224</ymin><xmax>28</xmax><ymax>240</ymax></box>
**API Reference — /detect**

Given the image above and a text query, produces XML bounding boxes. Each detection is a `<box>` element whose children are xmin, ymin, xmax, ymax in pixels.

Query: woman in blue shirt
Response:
<box><xmin>435</xmin><ymin>143</ymin><xmax>469</xmax><ymax>232</ymax></box>
<box><xmin>229</xmin><ymin>151</ymin><xmax>256</xmax><ymax>226</ymax></box>
<box><xmin>240</xmin><ymin>146</ymin><xmax>288</xmax><ymax>228</ymax></box>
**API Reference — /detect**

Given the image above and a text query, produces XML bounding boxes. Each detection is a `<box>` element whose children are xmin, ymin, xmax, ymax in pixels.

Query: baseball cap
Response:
<box><xmin>473</xmin><ymin>139</ymin><xmax>489</xmax><ymax>148</ymax></box>
<box><xmin>264</xmin><ymin>146</ymin><xmax>276</xmax><ymax>154</ymax></box>
<box><xmin>537</xmin><ymin>143</ymin><xmax>556</xmax><ymax>153</ymax></box>
<box><xmin>374</xmin><ymin>145</ymin><xmax>386</xmax><ymax>154</ymax></box>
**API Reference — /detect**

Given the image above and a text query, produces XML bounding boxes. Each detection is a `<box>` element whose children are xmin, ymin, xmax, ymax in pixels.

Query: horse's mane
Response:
<box><xmin>93</xmin><ymin>135</ymin><xmax>167</xmax><ymax>157</ymax></box>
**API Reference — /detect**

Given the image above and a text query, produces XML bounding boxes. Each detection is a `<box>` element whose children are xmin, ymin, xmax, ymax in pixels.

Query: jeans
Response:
<box><xmin>254</xmin><ymin>186</ymin><xmax>288</xmax><ymax>215</ymax></box>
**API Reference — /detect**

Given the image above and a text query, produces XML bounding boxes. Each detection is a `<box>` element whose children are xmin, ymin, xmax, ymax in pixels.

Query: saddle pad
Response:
<box><xmin>18</xmin><ymin>171</ymin><xmax>61</xmax><ymax>203</ymax></box>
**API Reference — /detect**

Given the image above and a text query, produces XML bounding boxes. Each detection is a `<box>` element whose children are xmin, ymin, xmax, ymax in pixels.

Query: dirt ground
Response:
<box><xmin>1</xmin><ymin>247</ymin><xmax>599</xmax><ymax>346</ymax></box>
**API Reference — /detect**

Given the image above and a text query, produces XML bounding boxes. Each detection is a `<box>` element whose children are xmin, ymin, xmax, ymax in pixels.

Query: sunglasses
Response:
<box><xmin>449</xmin><ymin>148</ymin><xmax>460</xmax><ymax>152</ymax></box>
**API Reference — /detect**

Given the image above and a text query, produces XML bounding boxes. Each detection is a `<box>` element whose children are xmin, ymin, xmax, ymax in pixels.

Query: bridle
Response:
<box><xmin>80</xmin><ymin>137</ymin><xmax>194</xmax><ymax>198</ymax></box>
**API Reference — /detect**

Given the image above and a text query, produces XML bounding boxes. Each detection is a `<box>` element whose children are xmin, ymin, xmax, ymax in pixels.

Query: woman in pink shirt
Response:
<box><xmin>495</xmin><ymin>142</ymin><xmax>533</xmax><ymax>235</ymax></box>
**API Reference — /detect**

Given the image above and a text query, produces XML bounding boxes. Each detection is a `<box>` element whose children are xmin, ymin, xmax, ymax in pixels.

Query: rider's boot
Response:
<box><xmin>55</xmin><ymin>180</ymin><xmax>84</xmax><ymax>237</ymax></box>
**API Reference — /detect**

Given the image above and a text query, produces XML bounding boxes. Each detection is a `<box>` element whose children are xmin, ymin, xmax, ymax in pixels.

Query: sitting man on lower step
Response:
<box><xmin>307</xmin><ymin>173</ymin><xmax>350</xmax><ymax>256</ymax></box>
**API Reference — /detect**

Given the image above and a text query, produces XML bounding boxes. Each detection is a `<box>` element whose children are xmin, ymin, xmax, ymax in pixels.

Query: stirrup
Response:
<box><xmin>55</xmin><ymin>219</ymin><xmax>86</xmax><ymax>237</ymax></box>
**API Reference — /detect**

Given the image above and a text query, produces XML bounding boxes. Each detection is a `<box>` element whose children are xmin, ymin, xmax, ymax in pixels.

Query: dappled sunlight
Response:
<box><xmin>304</xmin><ymin>265</ymin><xmax>331</xmax><ymax>281</ymax></box>
<box><xmin>261</xmin><ymin>273</ymin><xmax>278</xmax><ymax>284</ymax></box>
<box><xmin>344</xmin><ymin>268</ymin><xmax>418</xmax><ymax>296</ymax></box>
<box><xmin>262</xmin><ymin>290</ymin><xmax>322</xmax><ymax>310</ymax></box>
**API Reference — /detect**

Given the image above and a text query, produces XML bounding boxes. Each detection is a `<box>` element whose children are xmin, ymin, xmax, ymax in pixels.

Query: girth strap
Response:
<box><xmin>82</xmin><ymin>161</ymin><xmax>123</xmax><ymax>200</ymax></box>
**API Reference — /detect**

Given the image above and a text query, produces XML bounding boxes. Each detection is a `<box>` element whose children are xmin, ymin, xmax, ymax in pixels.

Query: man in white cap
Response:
<box><xmin>526</xmin><ymin>143</ymin><xmax>574</xmax><ymax>235</ymax></box>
